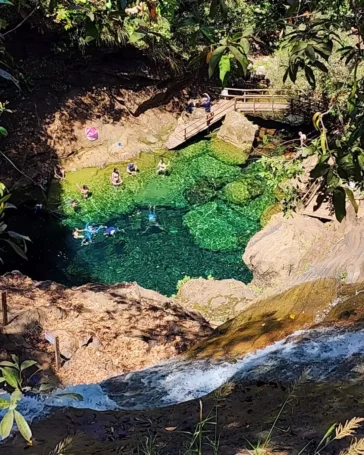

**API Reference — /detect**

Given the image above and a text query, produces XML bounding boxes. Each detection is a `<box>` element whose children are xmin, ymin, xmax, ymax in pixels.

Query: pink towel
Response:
<box><xmin>85</xmin><ymin>127</ymin><xmax>99</xmax><ymax>141</ymax></box>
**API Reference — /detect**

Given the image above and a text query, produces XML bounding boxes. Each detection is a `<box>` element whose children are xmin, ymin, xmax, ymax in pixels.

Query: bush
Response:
<box><xmin>209</xmin><ymin>139</ymin><xmax>250</xmax><ymax>165</ymax></box>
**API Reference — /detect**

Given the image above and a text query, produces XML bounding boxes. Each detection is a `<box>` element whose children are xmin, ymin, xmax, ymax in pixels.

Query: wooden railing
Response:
<box><xmin>301</xmin><ymin>178</ymin><xmax>323</xmax><ymax>208</ymax></box>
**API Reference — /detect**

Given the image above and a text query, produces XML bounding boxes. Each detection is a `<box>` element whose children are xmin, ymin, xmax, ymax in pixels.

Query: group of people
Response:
<box><xmin>186</xmin><ymin>93</ymin><xmax>213</xmax><ymax>120</ymax></box>
<box><xmin>73</xmin><ymin>223</ymin><xmax>121</xmax><ymax>246</ymax></box>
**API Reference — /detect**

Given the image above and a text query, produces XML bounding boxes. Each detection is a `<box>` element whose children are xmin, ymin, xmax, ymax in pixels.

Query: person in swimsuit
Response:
<box><xmin>111</xmin><ymin>168</ymin><xmax>123</xmax><ymax>186</ymax></box>
<box><xmin>104</xmin><ymin>226</ymin><xmax>119</xmax><ymax>237</ymax></box>
<box><xmin>73</xmin><ymin>228</ymin><xmax>85</xmax><ymax>239</ymax></box>
<box><xmin>81</xmin><ymin>223</ymin><xmax>105</xmax><ymax>245</ymax></box>
<box><xmin>77</xmin><ymin>184</ymin><xmax>90</xmax><ymax>199</ymax></box>
<box><xmin>127</xmin><ymin>162</ymin><xmax>138</xmax><ymax>175</ymax></box>
<box><xmin>141</xmin><ymin>206</ymin><xmax>165</xmax><ymax>234</ymax></box>
<box><xmin>54</xmin><ymin>166</ymin><xmax>65</xmax><ymax>179</ymax></box>
<box><xmin>156</xmin><ymin>159</ymin><xmax>168</xmax><ymax>175</ymax></box>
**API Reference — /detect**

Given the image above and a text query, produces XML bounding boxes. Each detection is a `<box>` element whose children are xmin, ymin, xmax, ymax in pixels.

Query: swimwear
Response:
<box><xmin>105</xmin><ymin>227</ymin><xmax>117</xmax><ymax>235</ymax></box>
<box><xmin>148</xmin><ymin>213</ymin><xmax>157</xmax><ymax>223</ymax></box>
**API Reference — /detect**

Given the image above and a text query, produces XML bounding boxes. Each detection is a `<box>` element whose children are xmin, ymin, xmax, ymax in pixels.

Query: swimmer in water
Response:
<box><xmin>103</xmin><ymin>226</ymin><xmax>120</xmax><ymax>237</ymax></box>
<box><xmin>81</xmin><ymin>223</ymin><xmax>105</xmax><ymax>245</ymax></box>
<box><xmin>73</xmin><ymin>228</ymin><xmax>85</xmax><ymax>239</ymax></box>
<box><xmin>127</xmin><ymin>162</ymin><xmax>138</xmax><ymax>176</ymax></box>
<box><xmin>110</xmin><ymin>168</ymin><xmax>123</xmax><ymax>186</ymax></box>
<box><xmin>141</xmin><ymin>206</ymin><xmax>165</xmax><ymax>234</ymax></box>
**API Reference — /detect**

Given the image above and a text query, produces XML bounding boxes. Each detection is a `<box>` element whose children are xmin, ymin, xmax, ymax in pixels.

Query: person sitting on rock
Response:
<box><xmin>54</xmin><ymin>166</ymin><xmax>66</xmax><ymax>179</ymax></box>
<box><xmin>156</xmin><ymin>158</ymin><xmax>168</xmax><ymax>175</ymax></box>
<box><xmin>111</xmin><ymin>168</ymin><xmax>123</xmax><ymax>186</ymax></box>
<box><xmin>127</xmin><ymin>162</ymin><xmax>138</xmax><ymax>176</ymax></box>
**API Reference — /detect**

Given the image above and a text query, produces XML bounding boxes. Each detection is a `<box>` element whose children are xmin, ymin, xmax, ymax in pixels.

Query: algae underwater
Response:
<box><xmin>3</xmin><ymin>140</ymin><xmax>279</xmax><ymax>295</ymax></box>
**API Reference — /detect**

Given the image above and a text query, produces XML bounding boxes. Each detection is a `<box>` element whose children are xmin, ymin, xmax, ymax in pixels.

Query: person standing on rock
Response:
<box><xmin>299</xmin><ymin>131</ymin><xmax>307</xmax><ymax>147</ymax></box>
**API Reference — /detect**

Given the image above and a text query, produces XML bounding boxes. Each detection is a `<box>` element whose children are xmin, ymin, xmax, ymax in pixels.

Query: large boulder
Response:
<box><xmin>217</xmin><ymin>111</ymin><xmax>258</xmax><ymax>150</ymax></box>
<box><xmin>177</xmin><ymin>278</ymin><xmax>255</xmax><ymax>323</ymax></box>
<box><xmin>0</xmin><ymin>273</ymin><xmax>212</xmax><ymax>385</ymax></box>
<box><xmin>243</xmin><ymin>213</ymin><xmax>325</xmax><ymax>289</ymax></box>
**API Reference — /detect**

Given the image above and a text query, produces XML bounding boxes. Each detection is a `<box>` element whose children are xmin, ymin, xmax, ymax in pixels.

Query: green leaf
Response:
<box><xmin>0</xmin><ymin>398</ymin><xmax>10</xmax><ymax>409</ymax></box>
<box><xmin>310</xmin><ymin>163</ymin><xmax>330</xmax><ymax>179</ymax></box>
<box><xmin>208</xmin><ymin>45</ymin><xmax>226</xmax><ymax>78</ymax></box>
<box><xmin>0</xmin><ymin>361</ymin><xmax>15</xmax><ymax>367</ymax></box>
<box><xmin>1</xmin><ymin>367</ymin><xmax>20</xmax><ymax>389</ymax></box>
<box><xmin>0</xmin><ymin>0</ymin><xmax>13</xmax><ymax>5</ymax></box>
<box><xmin>242</xmin><ymin>26</ymin><xmax>253</xmax><ymax>38</ymax></box>
<box><xmin>219</xmin><ymin>0</ymin><xmax>228</xmax><ymax>18</ymax></box>
<box><xmin>1</xmin><ymin>240</ymin><xmax>27</xmax><ymax>260</ymax></box>
<box><xmin>218</xmin><ymin>55</ymin><xmax>230</xmax><ymax>86</ymax></box>
<box><xmin>320</xmin><ymin>130</ymin><xmax>327</xmax><ymax>153</ymax></box>
<box><xmin>14</xmin><ymin>411</ymin><xmax>32</xmax><ymax>442</ymax></box>
<box><xmin>314</xmin><ymin>60</ymin><xmax>328</xmax><ymax>73</ymax></box>
<box><xmin>326</xmin><ymin>168</ymin><xmax>339</xmax><ymax>188</ymax></box>
<box><xmin>333</xmin><ymin>187</ymin><xmax>346</xmax><ymax>222</ymax></box>
<box><xmin>240</xmin><ymin>38</ymin><xmax>249</xmax><ymax>55</ymax></box>
<box><xmin>0</xmin><ymin>410</ymin><xmax>14</xmax><ymax>439</ymax></box>
<box><xmin>0</xmin><ymin>69</ymin><xmax>20</xmax><ymax>89</ymax></box>
<box><xmin>129</xmin><ymin>31</ymin><xmax>145</xmax><ymax>43</ymax></box>
<box><xmin>200</xmin><ymin>26</ymin><xmax>214</xmax><ymax>43</ymax></box>
<box><xmin>10</xmin><ymin>390</ymin><xmax>22</xmax><ymax>404</ymax></box>
<box><xmin>345</xmin><ymin>187</ymin><xmax>358</xmax><ymax>214</ymax></box>
<box><xmin>20</xmin><ymin>360</ymin><xmax>37</xmax><ymax>372</ymax></box>
<box><xmin>209</xmin><ymin>0</ymin><xmax>218</xmax><ymax>17</ymax></box>
<box><xmin>7</xmin><ymin>232</ymin><xmax>31</xmax><ymax>243</ymax></box>
<box><xmin>228</xmin><ymin>45</ymin><xmax>247</xmax><ymax>75</ymax></box>
<box><xmin>305</xmin><ymin>45</ymin><xmax>316</xmax><ymax>62</ymax></box>
<box><xmin>0</xmin><ymin>127</ymin><xmax>8</xmax><ymax>137</ymax></box>
<box><xmin>304</xmin><ymin>65</ymin><xmax>316</xmax><ymax>88</ymax></box>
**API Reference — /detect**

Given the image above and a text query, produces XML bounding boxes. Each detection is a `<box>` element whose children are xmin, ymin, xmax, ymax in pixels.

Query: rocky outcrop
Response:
<box><xmin>243</xmin><ymin>213</ymin><xmax>326</xmax><ymax>289</ymax></box>
<box><xmin>217</xmin><ymin>111</ymin><xmax>258</xmax><ymax>150</ymax></box>
<box><xmin>0</xmin><ymin>272</ymin><xmax>212</xmax><ymax>385</ymax></box>
<box><xmin>176</xmin><ymin>278</ymin><xmax>255</xmax><ymax>324</ymax></box>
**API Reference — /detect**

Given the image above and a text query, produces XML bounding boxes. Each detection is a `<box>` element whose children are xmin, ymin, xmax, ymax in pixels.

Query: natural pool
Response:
<box><xmin>4</xmin><ymin>140</ymin><xmax>278</xmax><ymax>295</ymax></box>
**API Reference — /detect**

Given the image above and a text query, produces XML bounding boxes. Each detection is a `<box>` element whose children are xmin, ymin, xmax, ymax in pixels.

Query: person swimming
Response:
<box><xmin>141</xmin><ymin>206</ymin><xmax>165</xmax><ymax>234</ymax></box>
<box><xmin>73</xmin><ymin>228</ymin><xmax>85</xmax><ymax>239</ymax></box>
<box><xmin>104</xmin><ymin>226</ymin><xmax>119</xmax><ymax>237</ymax></box>
<box><xmin>111</xmin><ymin>168</ymin><xmax>123</xmax><ymax>186</ymax></box>
<box><xmin>80</xmin><ymin>223</ymin><xmax>105</xmax><ymax>245</ymax></box>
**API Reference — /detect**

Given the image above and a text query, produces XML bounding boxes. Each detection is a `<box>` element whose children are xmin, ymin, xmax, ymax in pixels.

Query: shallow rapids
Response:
<box><xmin>4</xmin><ymin>326</ymin><xmax>364</xmax><ymax>421</ymax></box>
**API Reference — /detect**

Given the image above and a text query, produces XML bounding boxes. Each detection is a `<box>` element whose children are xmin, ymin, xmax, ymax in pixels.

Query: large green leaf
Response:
<box><xmin>1</xmin><ymin>367</ymin><xmax>20</xmax><ymax>389</ymax></box>
<box><xmin>0</xmin><ymin>0</ymin><xmax>13</xmax><ymax>4</ymax></box>
<box><xmin>0</xmin><ymin>398</ymin><xmax>9</xmax><ymax>409</ymax></box>
<box><xmin>20</xmin><ymin>360</ymin><xmax>37</xmax><ymax>372</ymax></box>
<box><xmin>10</xmin><ymin>390</ymin><xmax>22</xmax><ymax>404</ymax></box>
<box><xmin>129</xmin><ymin>31</ymin><xmax>145</xmax><ymax>43</ymax></box>
<box><xmin>14</xmin><ymin>411</ymin><xmax>32</xmax><ymax>442</ymax></box>
<box><xmin>218</xmin><ymin>55</ymin><xmax>230</xmax><ymax>86</ymax></box>
<box><xmin>240</xmin><ymin>38</ymin><xmax>249</xmax><ymax>55</ymax></box>
<box><xmin>0</xmin><ymin>127</ymin><xmax>8</xmax><ymax>137</ymax></box>
<box><xmin>310</xmin><ymin>163</ymin><xmax>330</xmax><ymax>179</ymax></box>
<box><xmin>209</xmin><ymin>0</ymin><xmax>218</xmax><ymax>17</ymax></box>
<box><xmin>200</xmin><ymin>26</ymin><xmax>214</xmax><ymax>43</ymax></box>
<box><xmin>0</xmin><ymin>410</ymin><xmax>14</xmax><ymax>439</ymax></box>
<box><xmin>228</xmin><ymin>45</ymin><xmax>247</xmax><ymax>75</ymax></box>
<box><xmin>208</xmin><ymin>46</ymin><xmax>226</xmax><ymax>78</ymax></box>
<box><xmin>304</xmin><ymin>65</ymin><xmax>316</xmax><ymax>88</ymax></box>
<box><xmin>345</xmin><ymin>187</ymin><xmax>358</xmax><ymax>214</ymax></box>
<box><xmin>1</xmin><ymin>240</ymin><xmax>27</xmax><ymax>260</ymax></box>
<box><xmin>0</xmin><ymin>69</ymin><xmax>20</xmax><ymax>89</ymax></box>
<box><xmin>333</xmin><ymin>187</ymin><xmax>346</xmax><ymax>222</ymax></box>
<box><xmin>314</xmin><ymin>60</ymin><xmax>328</xmax><ymax>73</ymax></box>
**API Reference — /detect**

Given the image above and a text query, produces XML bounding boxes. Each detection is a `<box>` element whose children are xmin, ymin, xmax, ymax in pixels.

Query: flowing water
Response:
<box><xmin>4</xmin><ymin>326</ymin><xmax>364</xmax><ymax>422</ymax></box>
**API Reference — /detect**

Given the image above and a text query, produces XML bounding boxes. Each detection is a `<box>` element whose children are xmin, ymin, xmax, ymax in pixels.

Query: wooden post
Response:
<box><xmin>272</xmin><ymin>96</ymin><xmax>274</xmax><ymax>113</ymax></box>
<box><xmin>54</xmin><ymin>336</ymin><xmax>61</xmax><ymax>371</ymax></box>
<box><xmin>253</xmin><ymin>98</ymin><xmax>256</xmax><ymax>114</ymax></box>
<box><xmin>234</xmin><ymin>98</ymin><xmax>237</xmax><ymax>111</ymax></box>
<box><xmin>1</xmin><ymin>292</ymin><xmax>8</xmax><ymax>326</ymax></box>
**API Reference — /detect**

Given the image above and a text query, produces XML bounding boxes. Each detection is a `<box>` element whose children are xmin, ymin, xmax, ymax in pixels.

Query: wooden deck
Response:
<box><xmin>166</xmin><ymin>90</ymin><xmax>291</xmax><ymax>150</ymax></box>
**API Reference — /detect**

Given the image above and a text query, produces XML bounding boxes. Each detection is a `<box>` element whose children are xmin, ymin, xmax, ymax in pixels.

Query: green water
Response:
<box><xmin>4</xmin><ymin>140</ymin><xmax>277</xmax><ymax>295</ymax></box>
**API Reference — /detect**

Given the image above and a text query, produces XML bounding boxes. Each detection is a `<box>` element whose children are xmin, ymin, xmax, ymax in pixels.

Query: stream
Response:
<box><xmin>7</xmin><ymin>326</ymin><xmax>364</xmax><ymax>423</ymax></box>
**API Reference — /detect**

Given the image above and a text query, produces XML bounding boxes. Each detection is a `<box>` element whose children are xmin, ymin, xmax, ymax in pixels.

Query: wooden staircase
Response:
<box><xmin>166</xmin><ymin>89</ymin><xmax>292</xmax><ymax>150</ymax></box>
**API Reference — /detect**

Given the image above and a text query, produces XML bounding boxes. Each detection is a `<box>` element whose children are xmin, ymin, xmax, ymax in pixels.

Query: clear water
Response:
<box><xmin>2</xmin><ymin>140</ymin><xmax>275</xmax><ymax>295</ymax></box>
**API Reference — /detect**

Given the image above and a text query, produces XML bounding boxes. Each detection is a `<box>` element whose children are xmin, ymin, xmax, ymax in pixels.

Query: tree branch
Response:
<box><xmin>1</xmin><ymin>5</ymin><xmax>39</xmax><ymax>38</ymax></box>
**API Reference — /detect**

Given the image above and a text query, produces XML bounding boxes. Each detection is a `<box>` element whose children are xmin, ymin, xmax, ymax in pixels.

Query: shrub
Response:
<box><xmin>260</xmin><ymin>203</ymin><xmax>282</xmax><ymax>226</ymax></box>
<box><xmin>221</xmin><ymin>177</ymin><xmax>264</xmax><ymax>205</ymax></box>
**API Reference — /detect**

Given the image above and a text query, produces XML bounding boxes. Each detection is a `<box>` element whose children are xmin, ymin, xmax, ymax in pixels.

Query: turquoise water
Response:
<box><xmin>3</xmin><ymin>140</ymin><xmax>278</xmax><ymax>295</ymax></box>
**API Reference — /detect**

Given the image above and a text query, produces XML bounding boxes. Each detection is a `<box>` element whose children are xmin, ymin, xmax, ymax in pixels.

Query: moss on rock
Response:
<box><xmin>222</xmin><ymin>177</ymin><xmax>264</xmax><ymax>206</ymax></box>
<box><xmin>209</xmin><ymin>139</ymin><xmax>250</xmax><ymax>165</ymax></box>
<box><xmin>260</xmin><ymin>203</ymin><xmax>282</xmax><ymax>227</ymax></box>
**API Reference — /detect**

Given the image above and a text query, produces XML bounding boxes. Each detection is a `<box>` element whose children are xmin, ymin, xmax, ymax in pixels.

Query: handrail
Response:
<box><xmin>302</xmin><ymin>178</ymin><xmax>323</xmax><ymax>208</ymax></box>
